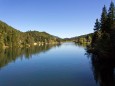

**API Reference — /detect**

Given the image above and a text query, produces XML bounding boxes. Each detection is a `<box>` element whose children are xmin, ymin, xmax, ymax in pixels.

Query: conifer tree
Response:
<box><xmin>94</xmin><ymin>19</ymin><xmax>100</xmax><ymax>31</ymax></box>
<box><xmin>107</xmin><ymin>1</ymin><xmax>115</xmax><ymax>32</ymax></box>
<box><xmin>100</xmin><ymin>5</ymin><xmax>108</xmax><ymax>32</ymax></box>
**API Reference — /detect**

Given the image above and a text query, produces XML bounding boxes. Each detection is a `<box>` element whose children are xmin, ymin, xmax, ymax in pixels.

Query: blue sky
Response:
<box><xmin>0</xmin><ymin>0</ymin><xmax>114</xmax><ymax>38</ymax></box>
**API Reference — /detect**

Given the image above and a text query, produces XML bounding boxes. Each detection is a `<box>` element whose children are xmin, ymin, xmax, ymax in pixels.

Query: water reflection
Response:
<box><xmin>0</xmin><ymin>44</ymin><xmax>60</xmax><ymax>69</ymax></box>
<box><xmin>74</xmin><ymin>43</ymin><xmax>91</xmax><ymax>49</ymax></box>
<box><xmin>0</xmin><ymin>42</ymin><xmax>98</xmax><ymax>86</ymax></box>
<box><xmin>87</xmin><ymin>53</ymin><xmax>115</xmax><ymax>86</ymax></box>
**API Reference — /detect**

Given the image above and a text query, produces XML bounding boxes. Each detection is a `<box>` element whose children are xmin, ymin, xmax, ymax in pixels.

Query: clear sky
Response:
<box><xmin>0</xmin><ymin>0</ymin><xmax>114</xmax><ymax>38</ymax></box>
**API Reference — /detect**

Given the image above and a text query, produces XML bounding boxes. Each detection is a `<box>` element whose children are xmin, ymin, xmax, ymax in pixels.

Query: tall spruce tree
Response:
<box><xmin>107</xmin><ymin>1</ymin><xmax>115</xmax><ymax>32</ymax></box>
<box><xmin>100</xmin><ymin>5</ymin><xmax>108</xmax><ymax>32</ymax></box>
<box><xmin>91</xmin><ymin>19</ymin><xmax>101</xmax><ymax>47</ymax></box>
<box><xmin>94</xmin><ymin>19</ymin><xmax>100</xmax><ymax>31</ymax></box>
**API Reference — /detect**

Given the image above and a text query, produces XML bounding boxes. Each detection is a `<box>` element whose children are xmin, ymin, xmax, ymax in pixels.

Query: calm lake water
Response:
<box><xmin>0</xmin><ymin>42</ymin><xmax>98</xmax><ymax>86</ymax></box>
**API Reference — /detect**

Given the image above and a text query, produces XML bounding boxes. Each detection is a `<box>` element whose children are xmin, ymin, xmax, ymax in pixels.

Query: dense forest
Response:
<box><xmin>0</xmin><ymin>20</ymin><xmax>61</xmax><ymax>48</ymax></box>
<box><xmin>0</xmin><ymin>1</ymin><xmax>115</xmax><ymax>56</ymax></box>
<box><xmin>68</xmin><ymin>1</ymin><xmax>115</xmax><ymax>58</ymax></box>
<box><xmin>67</xmin><ymin>1</ymin><xmax>115</xmax><ymax>58</ymax></box>
<box><xmin>86</xmin><ymin>1</ymin><xmax>115</xmax><ymax>58</ymax></box>
<box><xmin>71</xmin><ymin>33</ymin><xmax>93</xmax><ymax>44</ymax></box>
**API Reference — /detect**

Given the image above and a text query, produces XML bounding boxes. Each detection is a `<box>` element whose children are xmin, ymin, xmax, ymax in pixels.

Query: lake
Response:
<box><xmin>0</xmin><ymin>42</ymin><xmax>98</xmax><ymax>86</ymax></box>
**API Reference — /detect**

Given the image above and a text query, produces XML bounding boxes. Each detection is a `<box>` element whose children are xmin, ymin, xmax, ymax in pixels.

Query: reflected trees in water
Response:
<box><xmin>87</xmin><ymin>53</ymin><xmax>115</xmax><ymax>86</ymax></box>
<box><xmin>0</xmin><ymin>44</ymin><xmax>61</xmax><ymax>69</ymax></box>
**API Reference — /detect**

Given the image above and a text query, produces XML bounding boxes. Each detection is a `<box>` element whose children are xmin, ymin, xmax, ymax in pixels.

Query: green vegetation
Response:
<box><xmin>71</xmin><ymin>1</ymin><xmax>115</xmax><ymax>58</ymax></box>
<box><xmin>72</xmin><ymin>33</ymin><xmax>93</xmax><ymax>44</ymax></box>
<box><xmin>87</xmin><ymin>1</ymin><xmax>115</xmax><ymax>58</ymax></box>
<box><xmin>0</xmin><ymin>20</ymin><xmax>61</xmax><ymax>48</ymax></box>
<box><xmin>0</xmin><ymin>2</ymin><xmax>115</xmax><ymax>59</ymax></box>
<box><xmin>62</xmin><ymin>34</ymin><xmax>93</xmax><ymax>45</ymax></box>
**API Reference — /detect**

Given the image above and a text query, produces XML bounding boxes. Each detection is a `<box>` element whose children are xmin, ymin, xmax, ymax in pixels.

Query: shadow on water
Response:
<box><xmin>86</xmin><ymin>52</ymin><xmax>115</xmax><ymax>86</ymax></box>
<box><xmin>70</xmin><ymin>43</ymin><xmax>115</xmax><ymax>86</ymax></box>
<box><xmin>0</xmin><ymin>44</ymin><xmax>61</xmax><ymax>69</ymax></box>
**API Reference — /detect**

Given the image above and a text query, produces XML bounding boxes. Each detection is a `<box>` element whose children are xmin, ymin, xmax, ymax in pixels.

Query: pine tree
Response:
<box><xmin>100</xmin><ymin>5</ymin><xmax>108</xmax><ymax>32</ymax></box>
<box><xmin>107</xmin><ymin>1</ymin><xmax>115</xmax><ymax>32</ymax></box>
<box><xmin>94</xmin><ymin>19</ymin><xmax>100</xmax><ymax>31</ymax></box>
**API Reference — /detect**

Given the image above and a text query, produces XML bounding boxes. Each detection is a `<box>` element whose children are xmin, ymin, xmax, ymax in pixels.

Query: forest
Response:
<box><xmin>71</xmin><ymin>1</ymin><xmax>115</xmax><ymax>58</ymax></box>
<box><xmin>88</xmin><ymin>1</ymin><xmax>115</xmax><ymax>58</ymax></box>
<box><xmin>0</xmin><ymin>1</ymin><xmax>115</xmax><ymax>57</ymax></box>
<box><xmin>0</xmin><ymin>20</ymin><xmax>61</xmax><ymax>48</ymax></box>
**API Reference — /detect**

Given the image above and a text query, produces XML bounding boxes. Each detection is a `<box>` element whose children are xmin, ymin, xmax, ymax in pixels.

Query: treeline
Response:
<box><xmin>88</xmin><ymin>1</ymin><xmax>115</xmax><ymax>57</ymax></box>
<box><xmin>0</xmin><ymin>20</ymin><xmax>61</xmax><ymax>48</ymax></box>
<box><xmin>72</xmin><ymin>33</ymin><xmax>93</xmax><ymax>44</ymax></box>
<box><xmin>62</xmin><ymin>33</ymin><xmax>93</xmax><ymax>45</ymax></box>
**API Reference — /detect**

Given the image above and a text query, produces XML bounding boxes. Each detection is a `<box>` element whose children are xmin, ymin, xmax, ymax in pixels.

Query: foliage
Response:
<box><xmin>71</xmin><ymin>33</ymin><xmax>93</xmax><ymax>44</ymax></box>
<box><xmin>94</xmin><ymin>19</ymin><xmax>100</xmax><ymax>31</ymax></box>
<box><xmin>88</xmin><ymin>1</ymin><xmax>115</xmax><ymax>57</ymax></box>
<box><xmin>0</xmin><ymin>21</ymin><xmax>61</xmax><ymax>48</ymax></box>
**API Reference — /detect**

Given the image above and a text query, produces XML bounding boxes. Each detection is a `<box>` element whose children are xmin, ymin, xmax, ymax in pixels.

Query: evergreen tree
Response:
<box><xmin>107</xmin><ymin>1</ymin><xmax>115</xmax><ymax>32</ymax></box>
<box><xmin>94</xmin><ymin>19</ymin><xmax>100</xmax><ymax>31</ymax></box>
<box><xmin>91</xmin><ymin>19</ymin><xmax>101</xmax><ymax>47</ymax></box>
<box><xmin>100</xmin><ymin>5</ymin><xmax>108</xmax><ymax>32</ymax></box>
<box><xmin>89</xmin><ymin>1</ymin><xmax>115</xmax><ymax>57</ymax></box>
